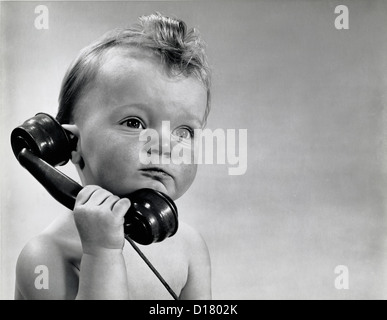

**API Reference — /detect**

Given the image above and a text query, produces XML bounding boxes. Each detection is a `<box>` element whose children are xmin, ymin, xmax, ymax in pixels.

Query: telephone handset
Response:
<box><xmin>10</xmin><ymin>113</ymin><xmax>179</xmax><ymax>246</ymax></box>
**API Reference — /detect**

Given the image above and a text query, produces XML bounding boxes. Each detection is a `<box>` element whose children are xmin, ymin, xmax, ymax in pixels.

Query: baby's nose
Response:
<box><xmin>158</xmin><ymin>131</ymin><xmax>171</xmax><ymax>157</ymax></box>
<box><xmin>145</xmin><ymin>122</ymin><xmax>172</xmax><ymax>158</ymax></box>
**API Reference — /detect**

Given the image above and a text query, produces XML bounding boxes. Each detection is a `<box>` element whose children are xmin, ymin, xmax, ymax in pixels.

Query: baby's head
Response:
<box><xmin>57</xmin><ymin>13</ymin><xmax>211</xmax><ymax>200</ymax></box>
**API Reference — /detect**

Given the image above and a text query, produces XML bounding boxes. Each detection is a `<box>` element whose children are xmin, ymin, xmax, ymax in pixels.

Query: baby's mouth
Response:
<box><xmin>140</xmin><ymin>167</ymin><xmax>172</xmax><ymax>180</ymax></box>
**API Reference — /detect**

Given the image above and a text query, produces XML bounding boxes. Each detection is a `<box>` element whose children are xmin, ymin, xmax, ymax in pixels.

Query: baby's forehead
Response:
<box><xmin>94</xmin><ymin>48</ymin><xmax>176</xmax><ymax>93</ymax></box>
<box><xmin>97</xmin><ymin>46</ymin><xmax>205</xmax><ymax>85</ymax></box>
<box><xmin>95</xmin><ymin>46</ymin><xmax>206</xmax><ymax>96</ymax></box>
<box><xmin>98</xmin><ymin>46</ymin><xmax>162</xmax><ymax>74</ymax></box>
<box><xmin>78</xmin><ymin>47</ymin><xmax>207</xmax><ymax>124</ymax></box>
<box><xmin>95</xmin><ymin>51</ymin><xmax>194</xmax><ymax>97</ymax></box>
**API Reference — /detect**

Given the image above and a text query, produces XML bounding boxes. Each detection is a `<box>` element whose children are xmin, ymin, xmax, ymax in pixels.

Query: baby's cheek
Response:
<box><xmin>174</xmin><ymin>163</ymin><xmax>198</xmax><ymax>199</ymax></box>
<box><xmin>102</xmin><ymin>146</ymin><xmax>139</xmax><ymax>175</ymax></box>
<box><xmin>91</xmin><ymin>139</ymin><xmax>139</xmax><ymax>183</ymax></box>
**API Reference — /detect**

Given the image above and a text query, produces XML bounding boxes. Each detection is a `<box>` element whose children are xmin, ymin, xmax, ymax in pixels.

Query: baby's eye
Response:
<box><xmin>121</xmin><ymin>118</ymin><xmax>145</xmax><ymax>129</ymax></box>
<box><xmin>172</xmin><ymin>127</ymin><xmax>193</xmax><ymax>141</ymax></box>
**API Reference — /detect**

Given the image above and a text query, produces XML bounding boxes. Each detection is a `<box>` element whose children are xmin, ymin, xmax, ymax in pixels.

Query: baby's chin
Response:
<box><xmin>136</xmin><ymin>180</ymin><xmax>170</xmax><ymax>196</ymax></box>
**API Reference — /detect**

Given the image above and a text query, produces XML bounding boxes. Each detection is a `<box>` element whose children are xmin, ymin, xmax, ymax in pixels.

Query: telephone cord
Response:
<box><xmin>124</xmin><ymin>235</ymin><xmax>179</xmax><ymax>300</ymax></box>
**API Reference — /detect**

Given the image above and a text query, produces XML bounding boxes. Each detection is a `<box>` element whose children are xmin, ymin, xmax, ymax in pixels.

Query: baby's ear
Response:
<box><xmin>61</xmin><ymin>124</ymin><xmax>83</xmax><ymax>167</ymax></box>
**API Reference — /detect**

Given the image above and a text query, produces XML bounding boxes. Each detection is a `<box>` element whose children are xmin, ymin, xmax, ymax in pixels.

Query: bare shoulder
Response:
<box><xmin>15</xmin><ymin>216</ymin><xmax>81</xmax><ymax>300</ymax></box>
<box><xmin>177</xmin><ymin>222</ymin><xmax>209</xmax><ymax>255</ymax></box>
<box><xmin>176</xmin><ymin>222</ymin><xmax>212</xmax><ymax>300</ymax></box>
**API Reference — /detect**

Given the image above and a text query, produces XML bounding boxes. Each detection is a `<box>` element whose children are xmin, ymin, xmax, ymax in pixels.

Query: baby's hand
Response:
<box><xmin>73</xmin><ymin>185</ymin><xmax>131</xmax><ymax>256</ymax></box>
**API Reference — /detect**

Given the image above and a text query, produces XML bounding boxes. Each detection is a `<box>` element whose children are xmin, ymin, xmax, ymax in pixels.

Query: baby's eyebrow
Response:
<box><xmin>174</xmin><ymin>107</ymin><xmax>204</xmax><ymax>127</ymax></box>
<box><xmin>115</xmin><ymin>103</ymin><xmax>204</xmax><ymax>127</ymax></box>
<box><xmin>116</xmin><ymin>103</ymin><xmax>147</xmax><ymax>110</ymax></box>
<box><xmin>113</xmin><ymin>103</ymin><xmax>150</xmax><ymax>117</ymax></box>
<box><xmin>177</xmin><ymin>115</ymin><xmax>203</xmax><ymax>129</ymax></box>
<box><xmin>190</xmin><ymin>118</ymin><xmax>204</xmax><ymax>128</ymax></box>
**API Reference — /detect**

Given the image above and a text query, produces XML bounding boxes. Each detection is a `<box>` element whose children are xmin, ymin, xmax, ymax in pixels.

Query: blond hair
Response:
<box><xmin>57</xmin><ymin>13</ymin><xmax>211</xmax><ymax>125</ymax></box>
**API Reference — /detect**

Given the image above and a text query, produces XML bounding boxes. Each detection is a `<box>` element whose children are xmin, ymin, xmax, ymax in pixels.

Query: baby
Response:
<box><xmin>14</xmin><ymin>13</ymin><xmax>212</xmax><ymax>300</ymax></box>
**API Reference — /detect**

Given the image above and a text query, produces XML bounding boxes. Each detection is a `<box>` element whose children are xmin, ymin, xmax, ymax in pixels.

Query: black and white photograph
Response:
<box><xmin>1</xmin><ymin>0</ymin><xmax>386</xmax><ymax>303</ymax></box>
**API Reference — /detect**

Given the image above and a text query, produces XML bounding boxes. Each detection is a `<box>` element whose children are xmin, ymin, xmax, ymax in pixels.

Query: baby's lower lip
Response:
<box><xmin>140</xmin><ymin>169</ymin><xmax>170</xmax><ymax>178</ymax></box>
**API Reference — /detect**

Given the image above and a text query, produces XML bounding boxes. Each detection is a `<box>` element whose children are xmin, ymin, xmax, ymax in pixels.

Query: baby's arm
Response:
<box><xmin>15</xmin><ymin>185</ymin><xmax>131</xmax><ymax>300</ymax></box>
<box><xmin>179</xmin><ymin>225</ymin><xmax>212</xmax><ymax>300</ymax></box>
<box><xmin>72</xmin><ymin>185</ymin><xmax>131</xmax><ymax>299</ymax></box>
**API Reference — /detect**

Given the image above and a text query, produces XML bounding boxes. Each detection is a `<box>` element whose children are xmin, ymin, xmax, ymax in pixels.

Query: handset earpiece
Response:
<box><xmin>11</xmin><ymin>113</ymin><xmax>82</xmax><ymax>209</ymax></box>
<box><xmin>10</xmin><ymin>113</ymin><xmax>178</xmax><ymax>245</ymax></box>
<box><xmin>11</xmin><ymin>113</ymin><xmax>74</xmax><ymax>167</ymax></box>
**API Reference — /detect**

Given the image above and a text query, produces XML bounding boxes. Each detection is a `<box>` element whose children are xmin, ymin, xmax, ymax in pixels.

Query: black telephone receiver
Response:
<box><xmin>10</xmin><ymin>113</ymin><xmax>179</xmax><ymax>246</ymax></box>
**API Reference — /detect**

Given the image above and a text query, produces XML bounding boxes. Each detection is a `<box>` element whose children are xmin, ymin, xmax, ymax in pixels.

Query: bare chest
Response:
<box><xmin>122</xmin><ymin>239</ymin><xmax>188</xmax><ymax>300</ymax></box>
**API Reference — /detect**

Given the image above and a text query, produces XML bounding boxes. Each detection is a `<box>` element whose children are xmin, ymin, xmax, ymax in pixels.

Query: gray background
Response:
<box><xmin>1</xmin><ymin>0</ymin><xmax>386</xmax><ymax>299</ymax></box>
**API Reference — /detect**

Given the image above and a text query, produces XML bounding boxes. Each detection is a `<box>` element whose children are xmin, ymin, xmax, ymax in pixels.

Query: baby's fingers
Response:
<box><xmin>112</xmin><ymin>198</ymin><xmax>131</xmax><ymax>219</ymax></box>
<box><xmin>75</xmin><ymin>185</ymin><xmax>102</xmax><ymax>206</ymax></box>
